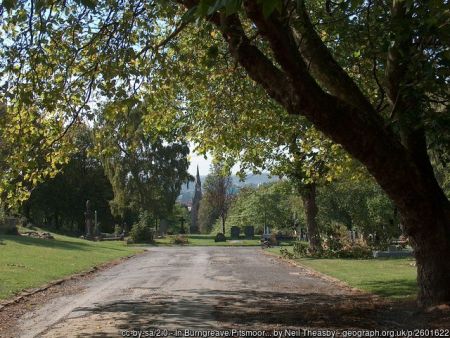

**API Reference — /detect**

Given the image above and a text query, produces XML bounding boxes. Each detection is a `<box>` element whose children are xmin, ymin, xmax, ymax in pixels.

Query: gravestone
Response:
<box><xmin>230</xmin><ymin>226</ymin><xmax>240</xmax><ymax>239</ymax></box>
<box><xmin>179</xmin><ymin>217</ymin><xmax>186</xmax><ymax>234</ymax></box>
<box><xmin>372</xmin><ymin>249</ymin><xmax>413</xmax><ymax>258</ymax></box>
<box><xmin>244</xmin><ymin>226</ymin><xmax>254</xmax><ymax>239</ymax></box>
<box><xmin>262</xmin><ymin>226</ymin><xmax>271</xmax><ymax>240</ymax></box>
<box><xmin>0</xmin><ymin>217</ymin><xmax>19</xmax><ymax>235</ymax></box>
<box><xmin>159</xmin><ymin>219</ymin><xmax>169</xmax><ymax>236</ymax></box>
<box><xmin>84</xmin><ymin>200</ymin><xmax>93</xmax><ymax>239</ymax></box>
<box><xmin>93</xmin><ymin>210</ymin><xmax>100</xmax><ymax>237</ymax></box>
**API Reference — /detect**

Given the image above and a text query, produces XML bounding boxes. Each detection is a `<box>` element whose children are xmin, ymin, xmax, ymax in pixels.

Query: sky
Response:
<box><xmin>188</xmin><ymin>152</ymin><xmax>212</xmax><ymax>176</ymax></box>
<box><xmin>188</xmin><ymin>148</ymin><xmax>241</xmax><ymax>176</ymax></box>
<box><xmin>188</xmin><ymin>141</ymin><xmax>246</xmax><ymax>177</ymax></box>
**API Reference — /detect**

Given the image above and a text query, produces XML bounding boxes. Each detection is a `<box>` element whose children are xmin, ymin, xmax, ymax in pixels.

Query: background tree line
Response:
<box><xmin>201</xmin><ymin>167</ymin><xmax>450</xmax><ymax>249</ymax></box>
<box><xmin>15</xmin><ymin>105</ymin><xmax>192</xmax><ymax>235</ymax></box>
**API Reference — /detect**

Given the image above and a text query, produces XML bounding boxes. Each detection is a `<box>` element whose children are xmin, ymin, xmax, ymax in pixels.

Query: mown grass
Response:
<box><xmin>0</xmin><ymin>231</ymin><xmax>141</xmax><ymax>300</ymax></box>
<box><xmin>268</xmin><ymin>247</ymin><xmax>417</xmax><ymax>300</ymax></box>
<box><xmin>153</xmin><ymin>234</ymin><xmax>294</xmax><ymax>247</ymax></box>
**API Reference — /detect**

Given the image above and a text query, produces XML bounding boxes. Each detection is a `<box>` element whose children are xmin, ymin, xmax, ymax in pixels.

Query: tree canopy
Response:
<box><xmin>198</xmin><ymin>163</ymin><xmax>233</xmax><ymax>234</ymax></box>
<box><xmin>94</xmin><ymin>100</ymin><xmax>191</xmax><ymax>221</ymax></box>
<box><xmin>224</xmin><ymin>181</ymin><xmax>295</xmax><ymax>235</ymax></box>
<box><xmin>23</xmin><ymin>124</ymin><xmax>114</xmax><ymax>232</ymax></box>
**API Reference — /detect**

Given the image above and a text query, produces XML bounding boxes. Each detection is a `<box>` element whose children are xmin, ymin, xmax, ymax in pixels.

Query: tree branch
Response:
<box><xmin>137</xmin><ymin>19</ymin><xmax>190</xmax><ymax>58</ymax></box>
<box><xmin>175</xmin><ymin>0</ymin><xmax>443</xmax><ymax>229</ymax></box>
<box><xmin>291</xmin><ymin>0</ymin><xmax>375</xmax><ymax>113</ymax></box>
<box><xmin>384</xmin><ymin>0</ymin><xmax>437</xmax><ymax>182</ymax></box>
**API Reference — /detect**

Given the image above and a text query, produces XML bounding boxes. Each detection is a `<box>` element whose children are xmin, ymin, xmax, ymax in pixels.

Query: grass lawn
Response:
<box><xmin>0</xmin><ymin>231</ymin><xmax>141</xmax><ymax>300</ymax></box>
<box><xmin>268</xmin><ymin>247</ymin><xmax>417</xmax><ymax>300</ymax></box>
<box><xmin>153</xmin><ymin>234</ymin><xmax>294</xmax><ymax>247</ymax></box>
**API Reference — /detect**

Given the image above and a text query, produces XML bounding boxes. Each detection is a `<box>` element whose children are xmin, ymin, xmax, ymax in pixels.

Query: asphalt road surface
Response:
<box><xmin>13</xmin><ymin>247</ymin><xmax>430</xmax><ymax>338</ymax></box>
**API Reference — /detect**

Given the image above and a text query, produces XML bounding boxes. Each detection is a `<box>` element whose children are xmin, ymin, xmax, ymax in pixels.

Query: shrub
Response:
<box><xmin>323</xmin><ymin>236</ymin><xmax>343</xmax><ymax>252</ymax></box>
<box><xmin>114</xmin><ymin>224</ymin><xmax>122</xmax><ymax>236</ymax></box>
<box><xmin>293</xmin><ymin>241</ymin><xmax>309</xmax><ymax>257</ymax></box>
<box><xmin>289</xmin><ymin>238</ymin><xmax>372</xmax><ymax>259</ymax></box>
<box><xmin>280</xmin><ymin>247</ymin><xmax>296</xmax><ymax>259</ymax></box>
<box><xmin>269</xmin><ymin>233</ymin><xmax>278</xmax><ymax>246</ymax></box>
<box><xmin>171</xmin><ymin>235</ymin><xmax>189</xmax><ymax>245</ymax></box>
<box><xmin>19</xmin><ymin>216</ymin><xmax>28</xmax><ymax>227</ymax></box>
<box><xmin>320</xmin><ymin>224</ymin><xmax>372</xmax><ymax>259</ymax></box>
<box><xmin>336</xmin><ymin>240</ymin><xmax>372</xmax><ymax>259</ymax></box>
<box><xmin>317</xmin><ymin>238</ymin><xmax>372</xmax><ymax>259</ymax></box>
<box><xmin>129</xmin><ymin>211</ymin><xmax>154</xmax><ymax>243</ymax></box>
<box><xmin>214</xmin><ymin>233</ymin><xmax>226</xmax><ymax>242</ymax></box>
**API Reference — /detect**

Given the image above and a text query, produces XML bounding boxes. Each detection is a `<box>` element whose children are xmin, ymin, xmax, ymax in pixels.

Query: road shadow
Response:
<box><xmin>66</xmin><ymin>289</ymin><xmax>449</xmax><ymax>337</ymax></box>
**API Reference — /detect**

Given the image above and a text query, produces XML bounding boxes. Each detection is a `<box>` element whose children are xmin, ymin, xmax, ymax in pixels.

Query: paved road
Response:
<box><xmin>14</xmin><ymin>247</ymin><xmax>418</xmax><ymax>337</ymax></box>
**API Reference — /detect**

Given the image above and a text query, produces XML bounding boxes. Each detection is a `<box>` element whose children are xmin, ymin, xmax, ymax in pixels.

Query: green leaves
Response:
<box><xmin>76</xmin><ymin>0</ymin><xmax>97</xmax><ymax>9</ymax></box>
<box><xmin>2</xmin><ymin>0</ymin><xmax>17</xmax><ymax>11</ymax></box>
<box><xmin>225</xmin><ymin>181</ymin><xmax>295</xmax><ymax>233</ymax></box>
<box><xmin>257</xmin><ymin>0</ymin><xmax>282</xmax><ymax>18</ymax></box>
<box><xmin>207</xmin><ymin>0</ymin><xmax>226</xmax><ymax>15</ymax></box>
<box><xmin>197</xmin><ymin>0</ymin><xmax>216</xmax><ymax>16</ymax></box>
<box><xmin>0</xmin><ymin>104</ymin><xmax>74</xmax><ymax>208</ymax></box>
<box><xmin>207</xmin><ymin>45</ymin><xmax>219</xmax><ymax>60</ymax></box>
<box><xmin>225</xmin><ymin>0</ymin><xmax>242</xmax><ymax>16</ymax></box>
<box><xmin>349</xmin><ymin>0</ymin><xmax>364</xmax><ymax>10</ymax></box>
<box><xmin>195</xmin><ymin>0</ymin><xmax>279</xmax><ymax>18</ymax></box>
<box><xmin>195</xmin><ymin>0</ymin><xmax>242</xmax><ymax>17</ymax></box>
<box><xmin>94</xmin><ymin>100</ymin><xmax>191</xmax><ymax>219</ymax></box>
<box><xmin>181</xmin><ymin>5</ymin><xmax>199</xmax><ymax>23</ymax></box>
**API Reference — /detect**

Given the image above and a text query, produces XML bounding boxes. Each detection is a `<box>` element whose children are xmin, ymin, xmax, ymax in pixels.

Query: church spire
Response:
<box><xmin>195</xmin><ymin>165</ymin><xmax>201</xmax><ymax>189</ymax></box>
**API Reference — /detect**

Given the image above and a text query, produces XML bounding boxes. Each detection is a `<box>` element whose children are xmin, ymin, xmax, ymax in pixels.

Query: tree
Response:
<box><xmin>94</xmin><ymin>100</ymin><xmax>192</xmax><ymax>223</ymax></box>
<box><xmin>165</xmin><ymin>202</ymin><xmax>191</xmax><ymax>234</ymax></box>
<box><xmin>198</xmin><ymin>194</ymin><xmax>220</xmax><ymax>233</ymax></box>
<box><xmin>135</xmin><ymin>21</ymin><xmax>352</xmax><ymax>254</ymax></box>
<box><xmin>317</xmin><ymin>170</ymin><xmax>401</xmax><ymax>248</ymax></box>
<box><xmin>23</xmin><ymin>124</ymin><xmax>114</xmax><ymax>233</ymax></box>
<box><xmin>225</xmin><ymin>182</ymin><xmax>295</xmax><ymax>235</ymax></box>
<box><xmin>0</xmin><ymin>102</ymin><xmax>73</xmax><ymax>207</ymax></box>
<box><xmin>177</xmin><ymin>0</ymin><xmax>450</xmax><ymax>306</ymax></box>
<box><xmin>201</xmin><ymin>163</ymin><xmax>233</xmax><ymax>235</ymax></box>
<box><xmin>283</xmin><ymin>133</ymin><xmax>335</xmax><ymax>253</ymax></box>
<box><xmin>2</xmin><ymin>0</ymin><xmax>449</xmax><ymax>305</ymax></box>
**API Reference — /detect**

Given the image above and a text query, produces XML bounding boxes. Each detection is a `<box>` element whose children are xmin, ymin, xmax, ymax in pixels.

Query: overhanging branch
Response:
<box><xmin>292</xmin><ymin>0</ymin><xmax>375</xmax><ymax>114</ymax></box>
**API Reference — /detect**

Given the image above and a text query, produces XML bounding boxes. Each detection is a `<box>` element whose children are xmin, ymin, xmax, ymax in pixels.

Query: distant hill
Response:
<box><xmin>232</xmin><ymin>173</ymin><xmax>279</xmax><ymax>187</ymax></box>
<box><xmin>177</xmin><ymin>173</ymin><xmax>279</xmax><ymax>204</ymax></box>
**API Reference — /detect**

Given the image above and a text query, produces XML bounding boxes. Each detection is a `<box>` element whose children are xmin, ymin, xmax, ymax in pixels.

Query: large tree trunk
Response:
<box><xmin>398</xmin><ymin>176</ymin><xmax>450</xmax><ymax>306</ymax></box>
<box><xmin>227</xmin><ymin>4</ymin><xmax>450</xmax><ymax>306</ymax></box>
<box><xmin>300</xmin><ymin>183</ymin><xmax>321</xmax><ymax>253</ymax></box>
<box><xmin>383</xmin><ymin>0</ymin><xmax>450</xmax><ymax>306</ymax></box>
<box><xmin>413</xmin><ymin>217</ymin><xmax>450</xmax><ymax>307</ymax></box>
